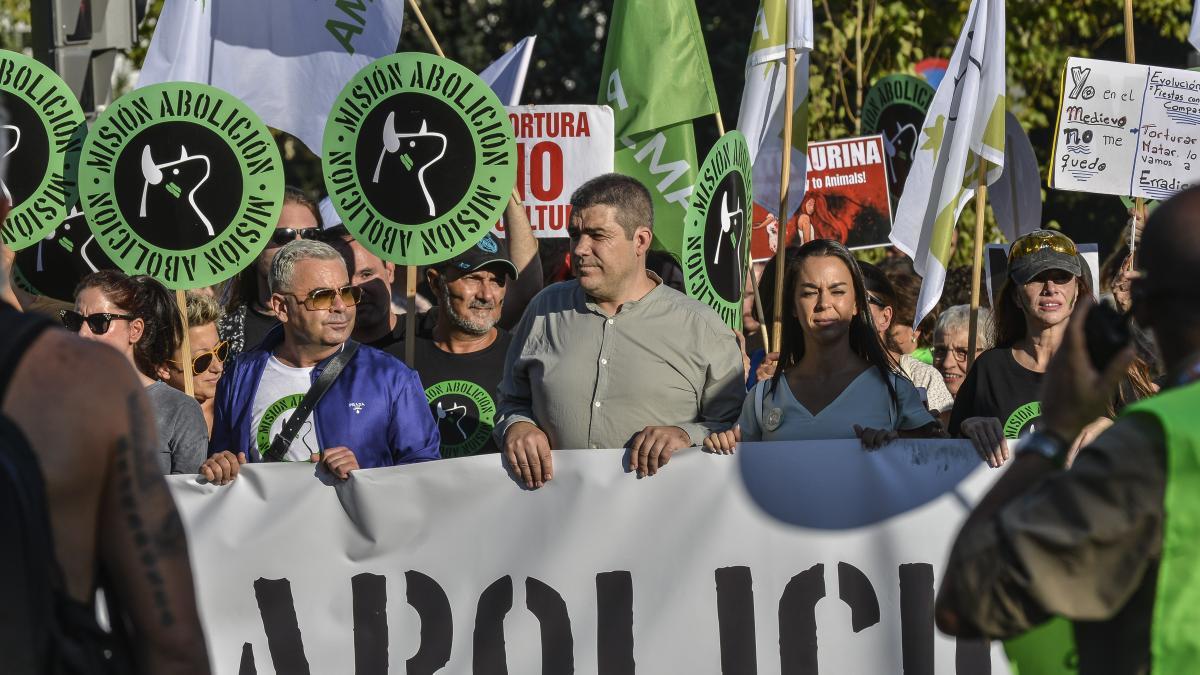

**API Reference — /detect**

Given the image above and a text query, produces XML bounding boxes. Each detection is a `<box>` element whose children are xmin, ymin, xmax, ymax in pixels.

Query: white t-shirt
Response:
<box><xmin>739</xmin><ymin>367</ymin><xmax>934</xmax><ymax>442</ymax></box>
<box><xmin>251</xmin><ymin>355</ymin><xmax>320</xmax><ymax>461</ymax></box>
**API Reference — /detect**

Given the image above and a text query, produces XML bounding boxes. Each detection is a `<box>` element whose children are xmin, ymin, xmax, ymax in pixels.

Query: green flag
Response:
<box><xmin>599</xmin><ymin>0</ymin><xmax>719</xmax><ymax>258</ymax></box>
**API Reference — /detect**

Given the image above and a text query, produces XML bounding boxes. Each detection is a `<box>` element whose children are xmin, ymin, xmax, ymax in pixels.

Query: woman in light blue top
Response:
<box><xmin>706</xmin><ymin>240</ymin><xmax>940</xmax><ymax>451</ymax></box>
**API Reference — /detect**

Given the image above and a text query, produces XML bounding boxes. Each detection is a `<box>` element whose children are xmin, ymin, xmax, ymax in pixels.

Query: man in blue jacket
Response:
<box><xmin>201</xmin><ymin>239</ymin><xmax>439</xmax><ymax>484</ymax></box>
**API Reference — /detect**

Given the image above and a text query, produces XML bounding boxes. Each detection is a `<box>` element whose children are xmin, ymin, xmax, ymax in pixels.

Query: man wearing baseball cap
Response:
<box><xmin>383</xmin><ymin>233</ymin><xmax>519</xmax><ymax>458</ymax></box>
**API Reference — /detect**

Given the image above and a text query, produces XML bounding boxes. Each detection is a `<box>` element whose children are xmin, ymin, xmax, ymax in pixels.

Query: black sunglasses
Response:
<box><xmin>59</xmin><ymin>309</ymin><xmax>135</xmax><ymax>335</ymax></box>
<box><xmin>269</xmin><ymin>227</ymin><xmax>324</xmax><ymax>247</ymax></box>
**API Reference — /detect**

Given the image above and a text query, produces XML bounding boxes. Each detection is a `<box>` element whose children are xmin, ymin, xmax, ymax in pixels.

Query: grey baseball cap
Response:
<box><xmin>1008</xmin><ymin>230</ymin><xmax>1083</xmax><ymax>284</ymax></box>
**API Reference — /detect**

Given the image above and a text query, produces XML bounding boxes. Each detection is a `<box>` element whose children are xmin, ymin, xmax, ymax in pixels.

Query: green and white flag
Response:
<box><xmin>890</xmin><ymin>0</ymin><xmax>1005</xmax><ymax>325</ymax></box>
<box><xmin>138</xmin><ymin>0</ymin><xmax>405</xmax><ymax>156</ymax></box>
<box><xmin>737</xmin><ymin>0</ymin><xmax>813</xmax><ymax>219</ymax></box>
<box><xmin>599</xmin><ymin>0</ymin><xmax>720</xmax><ymax>258</ymax></box>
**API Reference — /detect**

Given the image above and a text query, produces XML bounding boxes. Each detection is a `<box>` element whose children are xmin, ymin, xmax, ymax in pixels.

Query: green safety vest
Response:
<box><xmin>1124</xmin><ymin>381</ymin><xmax>1200</xmax><ymax>674</ymax></box>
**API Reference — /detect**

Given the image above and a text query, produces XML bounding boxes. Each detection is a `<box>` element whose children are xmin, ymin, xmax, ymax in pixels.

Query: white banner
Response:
<box><xmin>1050</xmin><ymin>57</ymin><xmax>1200</xmax><ymax>200</ymax></box>
<box><xmin>495</xmin><ymin>105</ymin><xmax>615</xmax><ymax>239</ymax></box>
<box><xmin>169</xmin><ymin>440</ymin><xmax>1011</xmax><ymax>674</ymax></box>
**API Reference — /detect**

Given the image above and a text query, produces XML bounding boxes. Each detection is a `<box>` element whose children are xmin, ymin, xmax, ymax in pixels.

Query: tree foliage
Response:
<box><xmin>13</xmin><ymin>0</ymin><xmax>1198</xmax><ymax>262</ymax></box>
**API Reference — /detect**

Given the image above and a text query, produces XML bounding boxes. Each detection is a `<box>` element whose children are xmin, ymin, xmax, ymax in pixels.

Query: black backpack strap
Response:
<box><xmin>0</xmin><ymin>305</ymin><xmax>54</xmax><ymax>403</ymax></box>
<box><xmin>263</xmin><ymin>341</ymin><xmax>360</xmax><ymax>462</ymax></box>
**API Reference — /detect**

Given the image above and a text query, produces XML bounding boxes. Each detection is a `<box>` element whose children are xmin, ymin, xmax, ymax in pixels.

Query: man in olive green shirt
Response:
<box><xmin>495</xmin><ymin>174</ymin><xmax>745</xmax><ymax>489</ymax></box>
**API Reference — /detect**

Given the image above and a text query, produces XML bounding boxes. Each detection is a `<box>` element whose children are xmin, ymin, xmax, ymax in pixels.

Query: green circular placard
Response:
<box><xmin>0</xmin><ymin>50</ymin><xmax>87</xmax><ymax>251</ymax></box>
<box><xmin>861</xmin><ymin>74</ymin><xmax>935</xmax><ymax>204</ymax></box>
<box><xmin>323</xmin><ymin>52</ymin><xmax>517</xmax><ymax>266</ymax></box>
<box><xmin>424</xmin><ymin>379</ymin><xmax>497</xmax><ymax>458</ymax></box>
<box><xmin>78</xmin><ymin>82</ymin><xmax>284</xmax><ymax>290</ymax></box>
<box><xmin>681</xmin><ymin>131</ymin><xmax>753</xmax><ymax>330</ymax></box>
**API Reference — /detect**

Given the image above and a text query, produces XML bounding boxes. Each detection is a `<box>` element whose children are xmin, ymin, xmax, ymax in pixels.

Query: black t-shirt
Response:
<box><xmin>384</xmin><ymin>330</ymin><xmax>513</xmax><ymax>458</ymax></box>
<box><xmin>242</xmin><ymin>308</ymin><xmax>279</xmax><ymax>354</ymax></box>
<box><xmin>366</xmin><ymin>311</ymin><xmax>437</xmax><ymax>352</ymax></box>
<box><xmin>949</xmin><ymin>348</ymin><xmax>1044</xmax><ymax>439</ymax></box>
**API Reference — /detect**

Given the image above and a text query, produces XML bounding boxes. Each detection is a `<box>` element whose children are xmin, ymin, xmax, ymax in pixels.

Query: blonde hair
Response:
<box><xmin>186</xmin><ymin>291</ymin><xmax>224</xmax><ymax>326</ymax></box>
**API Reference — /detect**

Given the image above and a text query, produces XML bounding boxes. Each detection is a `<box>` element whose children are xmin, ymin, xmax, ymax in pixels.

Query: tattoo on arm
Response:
<box><xmin>112</xmin><ymin>390</ymin><xmax>188</xmax><ymax>628</ymax></box>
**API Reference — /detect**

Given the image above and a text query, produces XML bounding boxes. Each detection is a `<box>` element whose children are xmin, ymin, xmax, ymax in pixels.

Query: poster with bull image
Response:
<box><xmin>682</xmin><ymin>131</ymin><xmax>753</xmax><ymax>329</ymax></box>
<box><xmin>78</xmin><ymin>82</ymin><xmax>285</xmax><ymax>290</ymax></box>
<box><xmin>323</xmin><ymin>52</ymin><xmax>517</xmax><ymax>266</ymax></box>
<box><xmin>0</xmin><ymin>50</ymin><xmax>87</xmax><ymax>251</ymax></box>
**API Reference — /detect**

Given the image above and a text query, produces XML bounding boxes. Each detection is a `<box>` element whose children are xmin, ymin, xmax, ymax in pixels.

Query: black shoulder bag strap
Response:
<box><xmin>263</xmin><ymin>341</ymin><xmax>360</xmax><ymax>462</ymax></box>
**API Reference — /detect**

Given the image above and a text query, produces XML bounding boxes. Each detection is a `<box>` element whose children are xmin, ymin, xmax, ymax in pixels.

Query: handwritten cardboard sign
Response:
<box><xmin>1050</xmin><ymin>57</ymin><xmax>1200</xmax><ymax>200</ymax></box>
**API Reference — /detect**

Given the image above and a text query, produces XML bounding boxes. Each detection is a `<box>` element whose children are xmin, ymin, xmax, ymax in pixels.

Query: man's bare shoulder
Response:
<box><xmin>5</xmin><ymin>328</ymin><xmax>143</xmax><ymax>460</ymax></box>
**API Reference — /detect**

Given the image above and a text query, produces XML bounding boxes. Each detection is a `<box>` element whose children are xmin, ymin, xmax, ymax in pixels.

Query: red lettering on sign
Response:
<box><xmin>529</xmin><ymin>141</ymin><xmax>564</xmax><ymax>201</ymax></box>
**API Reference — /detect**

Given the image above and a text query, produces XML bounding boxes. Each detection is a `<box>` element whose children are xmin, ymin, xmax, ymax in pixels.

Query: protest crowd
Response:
<box><xmin>3</xmin><ymin>0</ymin><xmax>1200</xmax><ymax>673</ymax></box>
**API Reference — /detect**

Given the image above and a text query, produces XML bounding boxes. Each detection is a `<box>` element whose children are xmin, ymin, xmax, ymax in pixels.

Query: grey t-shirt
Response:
<box><xmin>145</xmin><ymin>381</ymin><xmax>209</xmax><ymax>474</ymax></box>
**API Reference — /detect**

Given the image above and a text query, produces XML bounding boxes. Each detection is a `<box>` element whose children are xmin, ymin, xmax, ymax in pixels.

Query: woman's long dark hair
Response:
<box><xmin>75</xmin><ymin>270</ymin><xmax>182</xmax><ymax>379</ymax></box>
<box><xmin>768</xmin><ymin>239</ymin><xmax>899</xmax><ymax>411</ymax></box>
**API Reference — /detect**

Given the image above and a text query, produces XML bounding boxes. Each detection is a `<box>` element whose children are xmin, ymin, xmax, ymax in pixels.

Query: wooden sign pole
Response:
<box><xmin>1124</xmin><ymin>0</ymin><xmax>1142</xmax><ymax>267</ymax></box>
<box><xmin>771</xmin><ymin>46</ymin><xmax>798</xmax><ymax>352</ymax></box>
<box><xmin>966</xmin><ymin>162</ymin><xmax>988</xmax><ymax>372</ymax></box>
<box><xmin>175</xmin><ymin>289</ymin><xmax>194</xmax><ymax>397</ymax></box>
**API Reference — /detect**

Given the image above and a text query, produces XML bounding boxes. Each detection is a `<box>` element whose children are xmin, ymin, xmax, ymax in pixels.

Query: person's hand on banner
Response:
<box><xmin>504</xmin><ymin>421</ymin><xmax>553</xmax><ymax>489</ymax></box>
<box><xmin>960</xmin><ymin>417</ymin><xmax>1009</xmax><ymax>468</ymax></box>
<box><xmin>629</xmin><ymin>426</ymin><xmax>690</xmax><ymax>477</ymax></box>
<box><xmin>1040</xmin><ymin>295</ymin><xmax>1136</xmax><ymax>446</ymax></box>
<box><xmin>316</xmin><ymin>446</ymin><xmax>360</xmax><ymax>480</ymax></box>
<box><xmin>854</xmin><ymin>425</ymin><xmax>899</xmax><ymax>449</ymax></box>
<box><xmin>703</xmin><ymin>425</ymin><xmax>741</xmax><ymax>455</ymax></box>
<box><xmin>200</xmin><ymin>451</ymin><xmax>246</xmax><ymax>485</ymax></box>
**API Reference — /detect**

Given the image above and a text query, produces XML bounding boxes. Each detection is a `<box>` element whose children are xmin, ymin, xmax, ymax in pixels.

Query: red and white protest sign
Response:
<box><xmin>750</xmin><ymin>134</ymin><xmax>893</xmax><ymax>260</ymax></box>
<box><xmin>495</xmin><ymin>105</ymin><xmax>614</xmax><ymax>238</ymax></box>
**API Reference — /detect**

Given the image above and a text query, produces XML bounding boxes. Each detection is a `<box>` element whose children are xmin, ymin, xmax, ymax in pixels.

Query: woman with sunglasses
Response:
<box><xmin>66</xmin><ymin>271</ymin><xmax>208</xmax><ymax>474</ymax></box>
<box><xmin>949</xmin><ymin>230</ymin><xmax>1124</xmax><ymax>469</ymax></box>
<box><xmin>705</xmin><ymin>240</ymin><xmax>942</xmax><ymax>452</ymax></box>
<box><xmin>162</xmin><ymin>293</ymin><xmax>228</xmax><ymax>434</ymax></box>
<box><xmin>218</xmin><ymin>186</ymin><xmax>324</xmax><ymax>357</ymax></box>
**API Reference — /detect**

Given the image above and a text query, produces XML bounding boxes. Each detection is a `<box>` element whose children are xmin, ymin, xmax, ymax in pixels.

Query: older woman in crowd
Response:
<box><xmin>706</xmin><ymin>240</ymin><xmax>941</xmax><ymax>452</ymax></box>
<box><xmin>931</xmin><ymin>304</ymin><xmax>994</xmax><ymax>398</ymax></box>
<box><xmin>66</xmin><ymin>271</ymin><xmax>208</xmax><ymax>474</ymax></box>
<box><xmin>162</xmin><ymin>293</ymin><xmax>227</xmax><ymax>435</ymax></box>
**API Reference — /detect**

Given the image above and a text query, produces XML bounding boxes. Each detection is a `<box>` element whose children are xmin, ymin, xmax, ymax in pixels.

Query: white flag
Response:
<box><xmin>890</xmin><ymin>0</ymin><xmax>1005</xmax><ymax>326</ymax></box>
<box><xmin>480</xmin><ymin>36</ymin><xmax>536</xmax><ymax>106</ymax></box>
<box><xmin>737</xmin><ymin>0</ymin><xmax>812</xmax><ymax>219</ymax></box>
<box><xmin>137</xmin><ymin>0</ymin><xmax>405</xmax><ymax>155</ymax></box>
<box><xmin>1190</xmin><ymin>1</ymin><xmax>1200</xmax><ymax>52</ymax></box>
